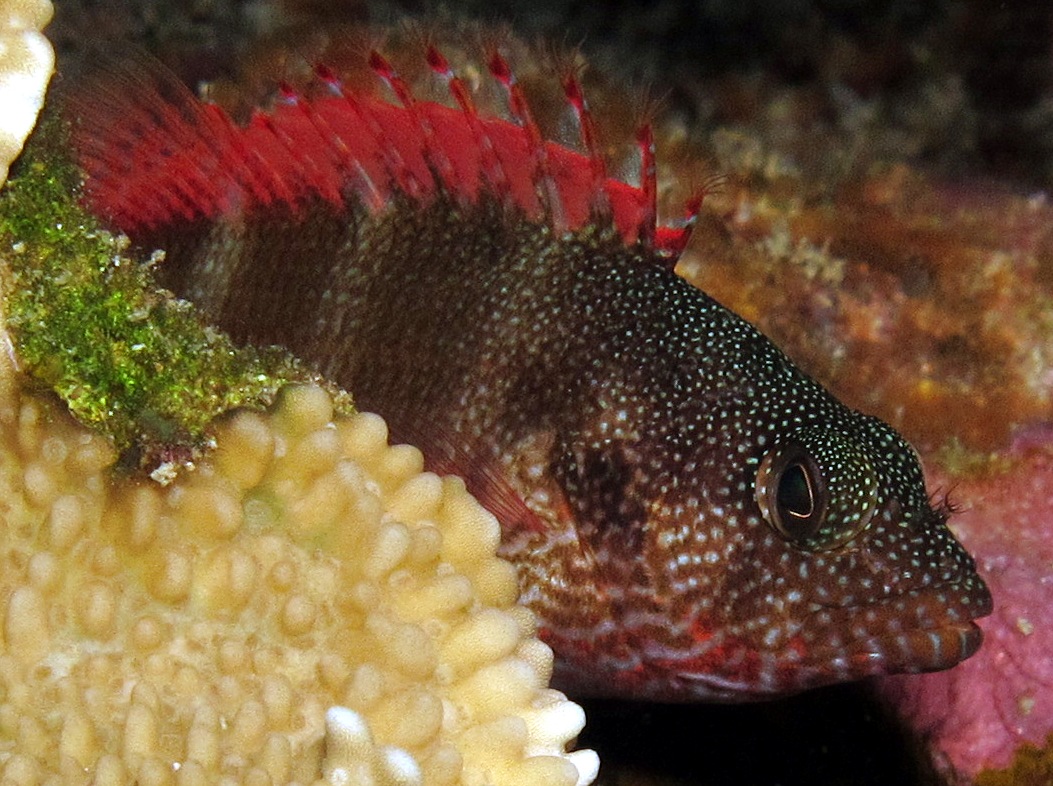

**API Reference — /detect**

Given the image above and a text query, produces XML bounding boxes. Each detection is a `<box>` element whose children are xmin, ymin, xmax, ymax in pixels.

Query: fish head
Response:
<box><xmin>627</xmin><ymin>408</ymin><xmax>994</xmax><ymax>700</ymax></box>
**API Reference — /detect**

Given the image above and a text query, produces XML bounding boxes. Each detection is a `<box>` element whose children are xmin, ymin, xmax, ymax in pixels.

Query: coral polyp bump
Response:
<box><xmin>0</xmin><ymin>376</ymin><xmax>598</xmax><ymax>786</ymax></box>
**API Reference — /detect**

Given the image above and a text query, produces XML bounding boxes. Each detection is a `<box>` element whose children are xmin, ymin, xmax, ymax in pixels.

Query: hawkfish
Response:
<box><xmin>66</xmin><ymin>42</ymin><xmax>992</xmax><ymax>701</ymax></box>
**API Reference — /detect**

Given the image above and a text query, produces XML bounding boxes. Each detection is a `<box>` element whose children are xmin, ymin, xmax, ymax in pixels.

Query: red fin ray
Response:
<box><xmin>486</xmin><ymin>48</ymin><xmax>565</xmax><ymax>229</ymax></box>
<box><xmin>654</xmin><ymin>174</ymin><xmax>727</xmax><ymax>260</ymax></box>
<box><xmin>561</xmin><ymin>66</ymin><xmax>612</xmax><ymax>223</ymax></box>
<box><xmin>636</xmin><ymin>123</ymin><xmax>658</xmax><ymax>247</ymax></box>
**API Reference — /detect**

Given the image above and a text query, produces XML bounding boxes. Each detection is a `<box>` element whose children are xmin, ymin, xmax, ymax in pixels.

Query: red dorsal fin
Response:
<box><xmin>68</xmin><ymin>43</ymin><xmax>701</xmax><ymax>255</ymax></box>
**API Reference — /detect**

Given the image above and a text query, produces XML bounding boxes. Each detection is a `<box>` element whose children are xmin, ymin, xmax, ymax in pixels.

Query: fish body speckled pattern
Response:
<box><xmin>68</xmin><ymin>44</ymin><xmax>992</xmax><ymax>700</ymax></box>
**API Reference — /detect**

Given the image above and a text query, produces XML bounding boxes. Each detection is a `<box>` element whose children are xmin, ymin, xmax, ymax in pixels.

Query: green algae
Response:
<box><xmin>0</xmin><ymin>112</ymin><xmax>351</xmax><ymax>470</ymax></box>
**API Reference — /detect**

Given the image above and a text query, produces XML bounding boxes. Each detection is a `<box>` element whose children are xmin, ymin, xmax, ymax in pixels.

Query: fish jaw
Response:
<box><xmin>515</xmin><ymin>528</ymin><xmax>991</xmax><ymax>701</ymax></box>
<box><xmin>614</xmin><ymin>624</ymin><xmax>986</xmax><ymax>703</ymax></box>
<box><xmin>522</xmin><ymin>552</ymin><xmax>990</xmax><ymax>702</ymax></box>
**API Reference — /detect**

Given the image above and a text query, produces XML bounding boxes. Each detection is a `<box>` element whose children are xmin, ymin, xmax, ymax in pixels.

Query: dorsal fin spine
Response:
<box><xmin>366</xmin><ymin>50</ymin><xmax>431</xmax><ymax>200</ymax></box>
<box><xmin>299</xmin><ymin>69</ymin><xmax>384</xmax><ymax>210</ymax></box>
<box><xmin>246</xmin><ymin>110</ymin><xmax>305</xmax><ymax>208</ymax></box>
<box><xmin>487</xmin><ymin>48</ymin><xmax>565</xmax><ymax>230</ymax></box>
<box><xmin>636</xmin><ymin>122</ymin><xmax>658</xmax><ymax>248</ymax></box>
<box><xmin>427</xmin><ymin>45</ymin><xmax>513</xmax><ymax>208</ymax></box>
<box><xmin>561</xmin><ymin>69</ymin><xmax>612</xmax><ymax>225</ymax></box>
<box><xmin>655</xmin><ymin>193</ymin><xmax>702</xmax><ymax>262</ymax></box>
<box><xmin>369</xmin><ymin>49</ymin><xmax>470</xmax><ymax>202</ymax></box>
<box><xmin>326</xmin><ymin>71</ymin><xmax>421</xmax><ymax>202</ymax></box>
<box><xmin>268</xmin><ymin>92</ymin><xmax>348</xmax><ymax>209</ymax></box>
<box><xmin>425</xmin><ymin>45</ymin><xmax>474</xmax><ymax>116</ymax></box>
<box><xmin>368</xmin><ymin>50</ymin><xmax>414</xmax><ymax>108</ymax></box>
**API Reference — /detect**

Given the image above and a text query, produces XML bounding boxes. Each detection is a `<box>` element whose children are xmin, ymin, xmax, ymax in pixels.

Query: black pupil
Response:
<box><xmin>777</xmin><ymin>462</ymin><xmax>813</xmax><ymax>518</ymax></box>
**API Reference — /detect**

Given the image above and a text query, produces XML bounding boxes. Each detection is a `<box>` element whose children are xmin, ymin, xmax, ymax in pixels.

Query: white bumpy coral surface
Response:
<box><xmin>0</xmin><ymin>0</ymin><xmax>53</xmax><ymax>187</ymax></box>
<box><xmin>0</xmin><ymin>374</ymin><xmax>599</xmax><ymax>786</ymax></box>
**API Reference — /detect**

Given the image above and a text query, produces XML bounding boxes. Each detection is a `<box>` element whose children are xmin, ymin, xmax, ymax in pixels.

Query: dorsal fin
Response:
<box><xmin>67</xmin><ymin>43</ymin><xmax>703</xmax><ymax>254</ymax></box>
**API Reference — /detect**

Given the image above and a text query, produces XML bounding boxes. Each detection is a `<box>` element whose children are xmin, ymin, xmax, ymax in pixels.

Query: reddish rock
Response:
<box><xmin>881</xmin><ymin>439</ymin><xmax>1053</xmax><ymax>783</ymax></box>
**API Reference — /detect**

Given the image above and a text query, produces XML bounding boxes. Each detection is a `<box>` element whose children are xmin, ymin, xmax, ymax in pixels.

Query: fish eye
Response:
<box><xmin>755</xmin><ymin>428</ymin><xmax>880</xmax><ymax>550</ymax></box>
<box><xmin>777</xmin><ymin>459</ymin><xmax>816</xmax><ymax>518</ymax></box>
<box><xmin>756</xmin><ymin>443</ymin><xmax>826</xmax><ymax>542</ymax></box>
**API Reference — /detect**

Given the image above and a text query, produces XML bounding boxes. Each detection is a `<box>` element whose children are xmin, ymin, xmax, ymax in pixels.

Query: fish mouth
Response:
<box><xmin>645</xmin><ymin>591</ymin><xmax>989</xmax><ymax>701</ymax></box>
<box><xmin>625</xmin><ymin>579</ymin><xmax>992</xmax><ymax>701</ymax></box>
<box><xmin>800</xmin><ymin>581</ymin><xmax>993</xmax><ymax>680</ymax></box>
<box><xmin>648</xmin><ymin>618</ymin><xmax>985</xmax><ymax>701</ymax></box>
<box><xmin>809</xmin><ymin>619</ymin><xmax>985</xmax><ymax>678</ymax></box>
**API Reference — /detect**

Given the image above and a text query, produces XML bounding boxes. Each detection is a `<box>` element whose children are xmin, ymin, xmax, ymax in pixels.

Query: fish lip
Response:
<box><xmin>663</xmin><ymin>619</ymin><xmax>986</xmax><ymax>699</ymax></box>
<box><xmin>949</xmin><ymin>619</ymin><xmax>985</xmax><ymax>660</ymax></box>
<box><xmin>803</xmin><ymin>580</ymin><xmax>992</xmax><ymax>676</ymax></box>
<box><xmin>634</xmin><ymin>614</ymin><xmax>986</xmax><ymax>701</ymax></box>
<box><xmin>625</xmin><ymin>580</ymin><xmax>992</xmax><ymax>699</ymax></box>
<box><xmin>846</xmin><ymin>619</ymin><xmax>985</xmax><ymax>675</ymax></box>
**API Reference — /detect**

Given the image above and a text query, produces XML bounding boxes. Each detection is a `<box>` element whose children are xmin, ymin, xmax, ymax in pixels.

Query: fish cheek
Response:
<box><xmin>552</xmin><ymin>438</ymin><xmax>652</xmax><ymax>562</ymax></box>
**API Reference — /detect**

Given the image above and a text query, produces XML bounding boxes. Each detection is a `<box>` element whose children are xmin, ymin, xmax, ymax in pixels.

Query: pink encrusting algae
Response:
<box><xmin>65</xmin><ymin>39</ymin><xmax>991</xmax><ymax>702</ymax></box>
<box><xmin>880</xmin><ymin>439</ymin><xmax>1053</xmax><ymax>783</ymax></box>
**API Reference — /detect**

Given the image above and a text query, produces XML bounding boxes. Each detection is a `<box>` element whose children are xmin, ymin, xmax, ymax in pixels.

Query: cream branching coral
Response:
<box><xmin>0</xmin><ymin>0</ymin><xmax>53</xmax><ymax>187</ymax></box>
<box><xmin>0</xmin><ymin>376</ymin><xmax>598</xmax><ymax>786</ymax></box>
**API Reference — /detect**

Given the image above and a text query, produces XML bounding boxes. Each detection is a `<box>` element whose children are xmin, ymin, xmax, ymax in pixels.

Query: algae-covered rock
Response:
<box><xmin>0</xmin><ymin>115</ymin><xmax>349</xmax><ymax>475</ymax></box>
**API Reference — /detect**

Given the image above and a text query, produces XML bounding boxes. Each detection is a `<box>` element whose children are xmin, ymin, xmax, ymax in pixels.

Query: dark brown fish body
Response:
<box><xmin>69</xmin><ymin>50</ymin><xmax>992</xmax><ymax>700</ymax></box>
